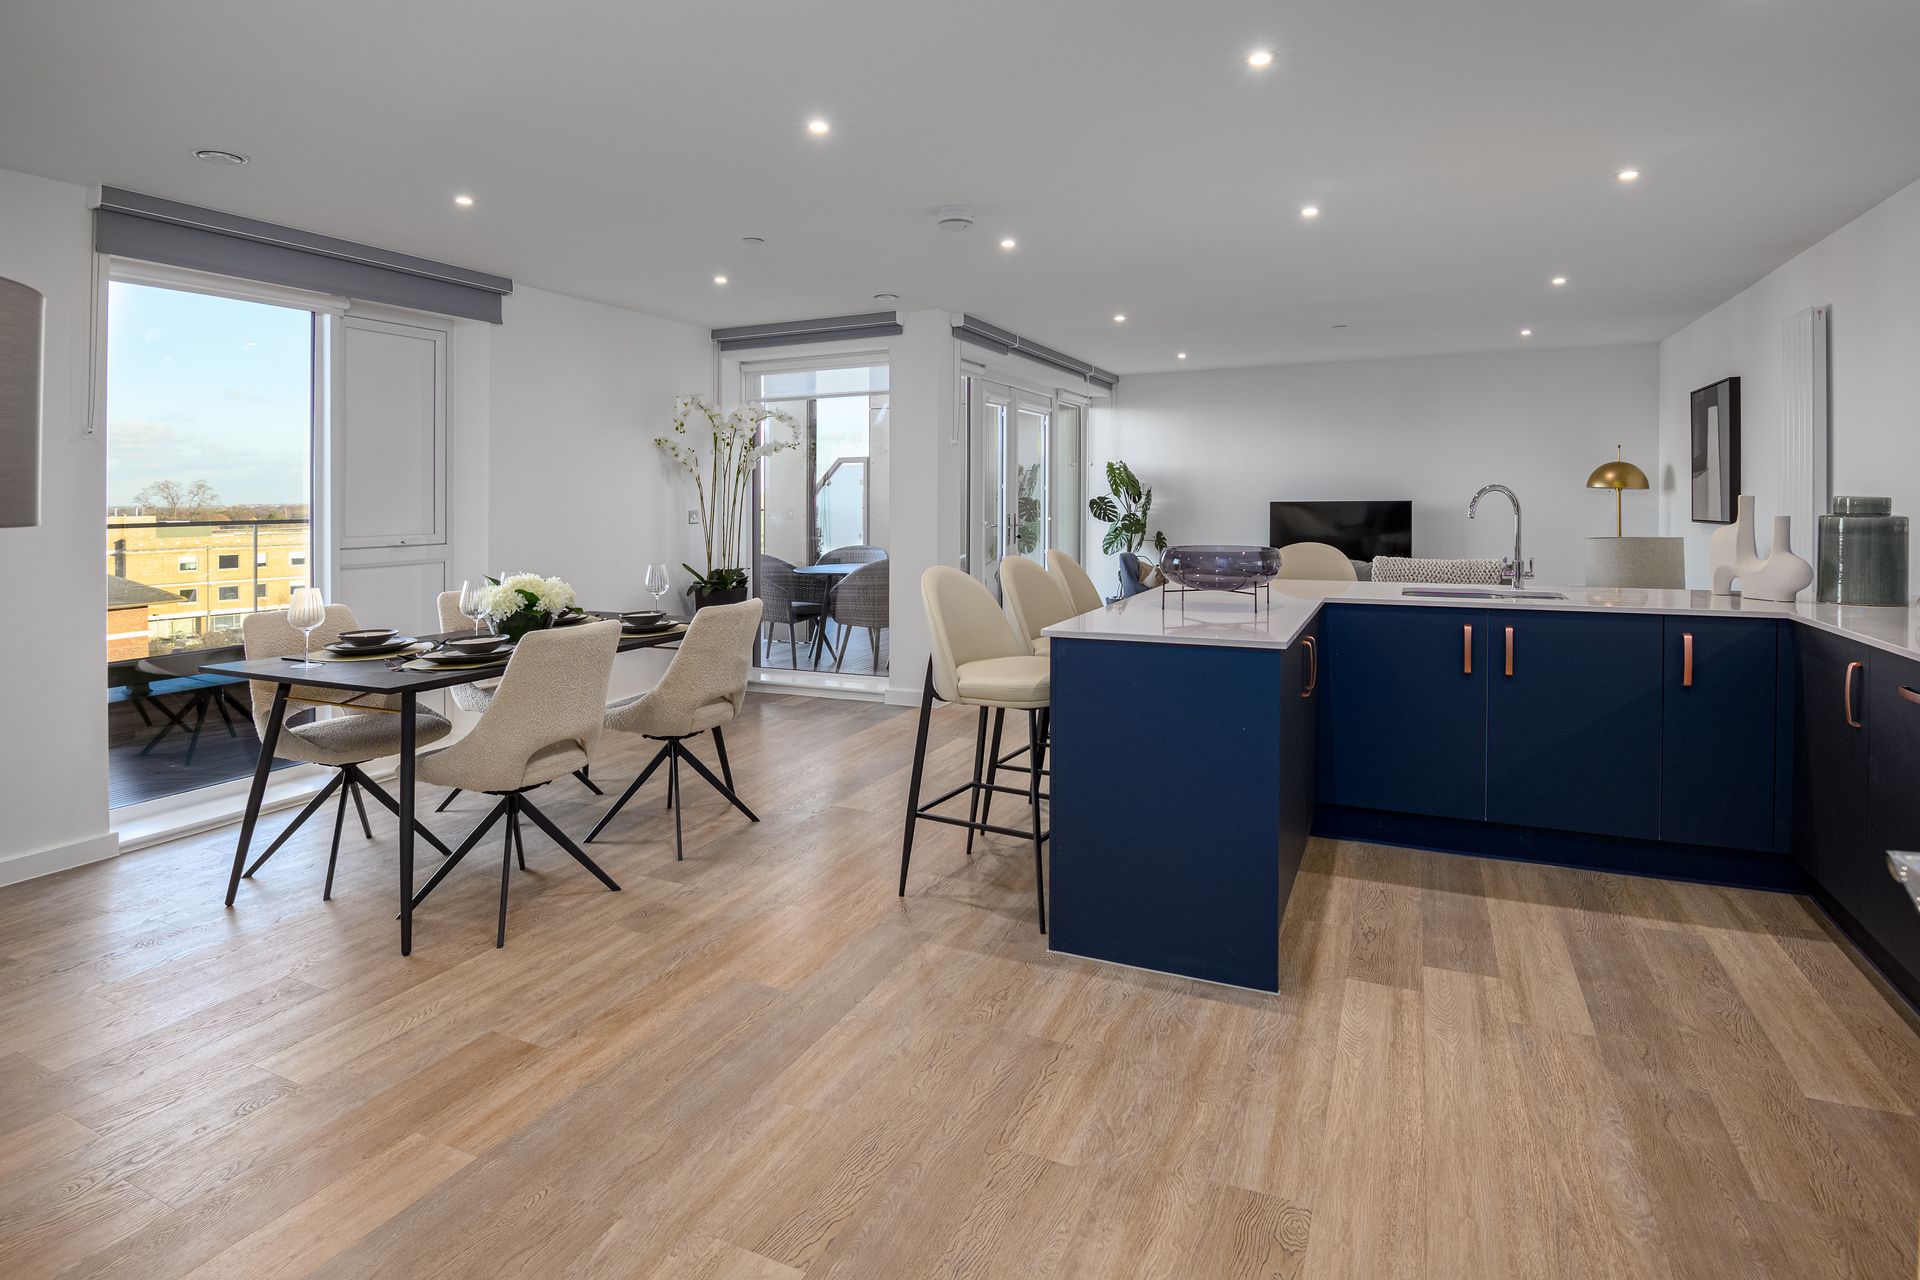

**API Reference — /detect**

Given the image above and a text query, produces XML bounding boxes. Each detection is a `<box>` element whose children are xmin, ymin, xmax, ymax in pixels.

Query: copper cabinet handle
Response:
<box><xmin>1463</xmin><ymin>624</ymin><xmax>1473</xmax><ymax>675</ymax></box>
<box><xmin>1300</xmin><ymin>635</ymin><xmax>1317</xmax><ymax>698</ymax></box>
<box><xmin>1504</xmin><ymin>626</ymin><xmax>1514</xmax><ymax>677</ymax></box>
<box><xmin>1901</xmin><ymin>685</ymin><xmax>1920</xmax><ymax>707</ymax></box>
<box><xmin>1845</xmin><ymin>660</ymin><xmax>1863</xmax><ymax>729</ymax></box>
<box><xmin>1682</xmin><ymin>632</ymin><xmax>1694</xmax><ymax>688</ymax></box>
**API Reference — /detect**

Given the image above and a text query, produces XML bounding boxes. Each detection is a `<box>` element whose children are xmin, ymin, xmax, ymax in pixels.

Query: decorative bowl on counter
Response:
<box><xmin>1158</xmin><ymin>544</ymin><xmax>1283</xmax><ymax>592</ymax></box>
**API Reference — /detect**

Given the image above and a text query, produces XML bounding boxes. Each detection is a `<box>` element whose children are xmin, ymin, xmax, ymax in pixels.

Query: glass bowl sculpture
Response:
<box><xmin>1158</xmin><ymin>545</ymin><xmax>1283</xmax><ymax>592</ymax></box>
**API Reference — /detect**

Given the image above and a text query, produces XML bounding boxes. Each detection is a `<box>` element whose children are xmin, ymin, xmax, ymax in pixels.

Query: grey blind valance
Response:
<box><xmin>92</xmin><ymin>188</ymin><xmax>513</xmax><ymax>324</ymax></box>
<box><xmin>711</xmin><ymin>311</ymin><xmax>902</xmax><ymax>351</ymax></box>
<box><xmin>953</xmin><ymin>314</ymin><xmax>1117</xmax><ymax>389</ymax></box>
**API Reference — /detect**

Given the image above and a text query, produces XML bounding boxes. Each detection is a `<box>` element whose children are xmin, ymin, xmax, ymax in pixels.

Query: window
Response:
<box><xmin>290</xmin><ymin>553</ymin><xmax>306</xmax><ymax>566</ymax></box>
<box><xmin>178</xmin><ymin>588</ymin><xmax>197</xmax><ymax>603</ymax></box>
<box><xmin>256</xmin><ymin>552</ymin><xmax>268</xmax><ymax>567</ymax></box>
<box><xmin>217</xmin><ymin>553</ymin><xmax>240</xmax><ymax>570</ymax></box>
<box><xmin>750</xmin><ymin>361</ymin><xmax>891</xmax><ymax>676</ymax></box>
<box><xmin>217</xmin><ymin>585</ymin><xmax>240</xmax><ymax>601</ymax></box>
<box><xmin>289</xmin><ymin>582</ymin><xmax>304</xmax><ymax>593</ymax></box>
<box><xmin>255</xmin><ymin>583</ymin><xmax>268</xmax><ymax>598</ymax></box>
<box><xmin>177</xmin><ymin>555</ymin><xmax>198</xmax><ymax>572</ymax></box>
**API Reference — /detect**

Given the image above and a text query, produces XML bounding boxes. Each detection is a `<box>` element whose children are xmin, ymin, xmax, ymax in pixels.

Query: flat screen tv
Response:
<box><xmin>1269</xmin><ymin>500</ymin><xmax>1413</xmax><ymax>562</ymax></box>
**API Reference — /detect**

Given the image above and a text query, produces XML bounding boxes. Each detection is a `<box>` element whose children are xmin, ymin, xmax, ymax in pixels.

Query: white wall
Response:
<box><xmin>0</xmin><ymin>167</ymin><xmax>118</xmax><ymax>882</ymax></box>
<box><xmin>1101</xmin><ymin>345</ymin><xmax>1660</xmax><ymax>591</ymax></box>
<box><xmin>487</xmin><ymin>284</ymin><xmax>715</xmax><ymax>699</ymax></box>
<box><xmin>1658</xmin><ymin>175</ymin><xmax>1920</xmax><ymax>596</ymax></box>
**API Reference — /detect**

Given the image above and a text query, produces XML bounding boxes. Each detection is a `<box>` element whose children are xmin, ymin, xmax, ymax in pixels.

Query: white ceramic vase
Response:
<box><xmin>1710</xmin><ymin>495</ymin><xmax>1760</xmax><ymax>596</ymax></box>
<box><xmin>1743</xmin><ymin>515</ymin><xmax>1815</xmax><ymax>602</ymax></box>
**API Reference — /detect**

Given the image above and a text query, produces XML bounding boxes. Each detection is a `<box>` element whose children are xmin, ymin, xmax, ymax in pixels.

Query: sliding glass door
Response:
<box><xmin>967</xmin><ymin>377</ymin><xmax>1083</xmax><ymax>589</ymax></box>
<box><xmin>104</xmin><ymin>279</ymin><xmax>317</xmax><ymax>808</ymax></box>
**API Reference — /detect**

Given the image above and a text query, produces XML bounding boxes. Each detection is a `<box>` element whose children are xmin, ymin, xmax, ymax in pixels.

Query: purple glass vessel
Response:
<box><xmin>1158</xmin><ymin>545</ymin><xmax>1283</xmax><ymax>592</ymax></box>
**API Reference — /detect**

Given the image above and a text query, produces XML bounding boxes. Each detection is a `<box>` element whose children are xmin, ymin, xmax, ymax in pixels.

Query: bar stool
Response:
<box><xmin>1046</xmin><ymin>548</ymin><xmax>1105</xmax><ymax>614</ymax></box>
<box><xmin>899</xmin><ymin>566</ymin><xmax>1051</xmax><ymax>931</ymax></box>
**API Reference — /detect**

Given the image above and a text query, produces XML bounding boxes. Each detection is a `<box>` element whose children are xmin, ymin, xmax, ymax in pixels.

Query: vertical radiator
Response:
<box><xmin>1778</xmin><ymin>305</ymin><xmax>1830</xmax><ymax>551</ymax></box>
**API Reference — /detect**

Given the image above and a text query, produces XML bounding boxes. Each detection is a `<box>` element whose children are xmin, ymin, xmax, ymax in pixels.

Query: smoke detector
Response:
<box><xmin>936</xmin><ymin>205</ymin><xmax>975</xmax><ymax>231</ymax></box>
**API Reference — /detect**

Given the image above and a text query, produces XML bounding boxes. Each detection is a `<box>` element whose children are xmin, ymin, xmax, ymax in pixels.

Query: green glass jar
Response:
<box><xmin>1817</xmin><ymin>496</ymin><xmax>1909</xmax><ymax>606</ymax></box>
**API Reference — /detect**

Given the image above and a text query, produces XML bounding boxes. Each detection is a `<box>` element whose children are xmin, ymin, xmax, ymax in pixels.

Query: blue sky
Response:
<box><xmin>106</xmin><ymin>282</ymin><xmax>313</xmax><ymax>507</ymax></box>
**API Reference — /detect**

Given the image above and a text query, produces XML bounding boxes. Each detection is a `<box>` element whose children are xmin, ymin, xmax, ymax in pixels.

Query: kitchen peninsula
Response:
<box><xmin>1045</xmin><ymin>581</ymin><xmax>1920</xmax><ymax>999</ymax></box>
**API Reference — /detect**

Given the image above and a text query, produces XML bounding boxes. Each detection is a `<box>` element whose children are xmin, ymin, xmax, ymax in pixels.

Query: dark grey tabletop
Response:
<box><xmin>199</xmin><ymin>616</ymin><xmax>685</xmax><ymax>695</ymax></box>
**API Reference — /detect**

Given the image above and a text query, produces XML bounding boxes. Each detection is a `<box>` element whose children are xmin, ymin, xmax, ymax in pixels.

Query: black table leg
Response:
<box><xmin>399</xmin><ymin>690</ymin><xmax>416</xmax><ymax>956</ymax></box>
<box><xmin>227</xmin><ymin>683</ymin><xmax>289</xmax><ymax>907</ymax></box>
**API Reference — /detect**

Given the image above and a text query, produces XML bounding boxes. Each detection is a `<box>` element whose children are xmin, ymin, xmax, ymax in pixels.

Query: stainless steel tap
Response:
<box><xmin>1468</xmin><ymin>484</ymin><xmax>1532</xmax><ymax>587</ymax></box>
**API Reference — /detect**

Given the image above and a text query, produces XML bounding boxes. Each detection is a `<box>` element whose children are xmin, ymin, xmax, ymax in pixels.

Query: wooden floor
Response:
<box><xmin>3</xmin><ymin>693</ymin><xmax>1919</xmax><ymax>1279</ymax></box>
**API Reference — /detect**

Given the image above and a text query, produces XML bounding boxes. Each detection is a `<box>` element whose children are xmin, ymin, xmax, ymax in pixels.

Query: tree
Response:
<box><xmin>134</xmin><ymin>479</ymin><xmax>221</xmax><ymax>519</ymax></box>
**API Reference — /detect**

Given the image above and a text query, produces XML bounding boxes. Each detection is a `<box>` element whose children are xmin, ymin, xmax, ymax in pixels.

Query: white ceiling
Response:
<box><xmin>3</xmin><ymin>0</ymin><xmax>1917</xmax><ymax>374</ymax></box>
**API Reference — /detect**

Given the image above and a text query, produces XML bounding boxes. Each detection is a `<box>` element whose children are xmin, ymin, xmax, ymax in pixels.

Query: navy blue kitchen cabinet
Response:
<box><xmin>1660</xmin><ymin>617</ymin><xmax>1779</xmax><ymax>851</ymax></box>
<box><xmin>1793</xmin><ymin>626</ymin><xmax>1872</xmax><ymax>887</ymax></box>
<box><xmin>1860</xmin><ymin>651</ymin><xmax>1920</xmax><ymax>995</ymax></box>
<box><xmin>1485</xmin><ymin>611</ymin><xmax>1662</xmax><ymax>840</ymax></box>
<box><xmin>1317</xmin><ymin>605</ymin><xmax>1488</xmax><ymax>821</ymax></box>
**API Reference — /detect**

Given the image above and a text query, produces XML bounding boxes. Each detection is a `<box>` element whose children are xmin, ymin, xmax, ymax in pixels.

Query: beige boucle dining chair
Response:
<box><xmin>238</xmin><ymin>605</ymin><xmax>454</xmax><ymax>900</ymax></box>
<box><xmin>900</xmin><ymin>567</ymin><xmax>1051</xmax><ymax>931</ymax></box>
<box><xmin>585</xmin><ymin>599</ymin><xmax>762</xmax><ymax>861</ymax></box>
<box><xmin>1046</xmin><ymin>548</ymin><xmax>1105</xmax><ymax>614</ymax></box>
<box><xmin>431</xmin><ymin>590</ymin><xmax>603</xmax><ymax>813</ymax></box>
<box><xmin>407</xmin><ymin>619</ymin><xmax>623</xmax><ymax>947</ymax></box>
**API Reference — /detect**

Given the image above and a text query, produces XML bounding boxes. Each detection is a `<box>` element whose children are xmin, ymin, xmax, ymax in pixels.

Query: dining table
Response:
<box><xmin>200</xmin><ymin>614</ymin><xmax>688</xmax><ymax>955</ymax></box>
<box><xmin>790</xmin><ymin>562</ymin><xmax>861</xmax><ymax>665</ymax></box>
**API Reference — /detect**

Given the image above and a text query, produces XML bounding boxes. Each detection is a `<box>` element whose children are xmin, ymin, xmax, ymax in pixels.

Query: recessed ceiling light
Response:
<box><xmin>807</xmin><ymin>119</ymin><xmax>831</xmax><ymax>135</ymax></box>
<box><xmin>999</xmin><ymin>238</ymin><xmax>1017</xmax><ymax>250</ymax></box>
<box><xmin>873</xmin><ymin>292</ymin><xmax>899</xmax><ymax>301</ymax></box>
<box><xmin>1176</xmin><ymin>352</ymin><xmax>1188</xmax><ymax>359</ymax></box>
<box><xmin>1247</xmin><ymin>49</ymin><xmax>1274</xmax><ymax>68</ymax></box>
<box><xmin>1520</xmin><ymin>328</ymin><xmax>1533</xmax><ymax>337</ymax></box>
<box><xmin>742</xmin><ymin>236</ymin><xmax>765</xmax><ymax>245</ymax></box>
<box><xmin>1551</xmin><ymin>275</ymin><xmax>1567</xmax><ymax>286</ymax></box>
<box><xmin>1113</xmin><ymin>314</ymin><xmax>1127</xmax><ymax>323</ymax></box>
<box><xmin>453</xmin><ymin>194</ymin><xmax>474</xmax><ymax>207</ymax></box>
<box><xmin>192</xmin><ymin>148</ymin><xmax>248</xmax><ymax>166</ymax></box>
<box><xmin>1616</xmin><ymin>169</ymin><xmax>1640</xmax><ymax>183</ymax></box>
<box><xmin>1300</xmin><ymin>205</ymin><xmax>1320</xmax><ymax>219</ymax></box>
<box><xmin>713</xmin><ymin>275</ymin><xmax>729</xmax><ymax>285</ymax></box>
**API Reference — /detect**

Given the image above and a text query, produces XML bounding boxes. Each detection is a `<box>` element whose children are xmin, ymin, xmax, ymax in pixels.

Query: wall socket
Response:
<box><xmin>686</xmin><ymin>509</ymin><xmax>700</xmax><ymax>525</ymax></box>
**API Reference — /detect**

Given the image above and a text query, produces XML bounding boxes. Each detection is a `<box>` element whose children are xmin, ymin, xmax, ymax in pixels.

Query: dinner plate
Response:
<box><xmin>322</xmin><ymin>636</ymin><xmax>417</xmax><ymax>657</ymax></box>
<box><xmin>416</xmin><ymin>646</ymin><xmax>511</xmax><ymax>665</ymax></box>
<box><xmin>622</xmin><ymin>620</ymin><xmax>677</xmax><ymax>635</ymax></box>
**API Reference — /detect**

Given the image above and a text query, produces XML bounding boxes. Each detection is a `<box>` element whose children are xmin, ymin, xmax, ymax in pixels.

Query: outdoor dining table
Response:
<box><xmin>789</xmin><ymin>562</ymin><xmax>860</xmax><ymax>665</ymax></box>
<box><xmin>200</xmin><ymin>615</ymin><xmax>687</xmax><ymax>954</ymax></box>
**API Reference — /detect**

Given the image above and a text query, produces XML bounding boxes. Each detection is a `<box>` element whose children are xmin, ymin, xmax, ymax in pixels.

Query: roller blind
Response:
<box><xmin>953</xmin><ymin>314</ymin><xmax>1117</xmax><ymax>389</ymax></box>
<box><xmin>92</xmin><ymin>187</ymin><xmax>512</xmax><ymax>324</ymax></box>
<box><xmin>711</xmin><ymin>311</ymin><xmax>902</xmax><ymax>351</ymax></box>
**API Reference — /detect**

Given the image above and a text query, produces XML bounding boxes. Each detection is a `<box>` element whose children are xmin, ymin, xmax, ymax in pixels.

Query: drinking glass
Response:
<box><xmin>287</xmin><ymin>588</ymin><xmax>326</xmax><ymax>668</ymax></box>
<box><xmin>458</xmin><ymin>579</ymin><xmax>490</xmax><ymax>637</ymax></box>
<box><xmin>644</xmin><ymin>563</ymin><xmax>671</xmax><ymax>612</ymax></box>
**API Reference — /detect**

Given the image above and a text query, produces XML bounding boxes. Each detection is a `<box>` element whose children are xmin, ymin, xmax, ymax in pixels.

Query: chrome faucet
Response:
<box><xmin>1468</xmin><ymin>483</ymin><xmax>1532</xmax><ymax>587</ymax></box>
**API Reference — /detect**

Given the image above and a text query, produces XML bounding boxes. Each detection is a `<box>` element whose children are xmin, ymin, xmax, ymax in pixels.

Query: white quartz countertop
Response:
<box><xmin>1041</xmin><ymin>581</ymin><xmax>1920</xmax><ymax>663</ymax></box>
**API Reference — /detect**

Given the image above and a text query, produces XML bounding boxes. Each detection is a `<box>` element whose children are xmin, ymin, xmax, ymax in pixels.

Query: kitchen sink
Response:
<box><xmin>1399</xmin><ymin>587</ymin><xmax>1569</xmax><ymax>600</ymax></box>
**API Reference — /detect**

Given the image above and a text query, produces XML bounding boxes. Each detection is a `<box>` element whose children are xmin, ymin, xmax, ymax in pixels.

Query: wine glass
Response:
<box><xmin>287</xmin><ymin>588</ymin><xmax>326</xmax><ymax>668</ymax></box>
<box><xmin>458</xmin><ymin>579</ymin><xmax>490</xmax><ymax>637</ymax></box>
<box><xmin>644</xmin><ymin>563</ymin><xmax>671</xmax><ymax>613</ymax></box>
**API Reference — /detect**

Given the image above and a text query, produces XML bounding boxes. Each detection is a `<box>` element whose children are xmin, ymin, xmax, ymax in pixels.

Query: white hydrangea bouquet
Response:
<box><xmin>481</xmin><ymin>572</ymin><xmax>578</xmax><ymax>641</ymax></box>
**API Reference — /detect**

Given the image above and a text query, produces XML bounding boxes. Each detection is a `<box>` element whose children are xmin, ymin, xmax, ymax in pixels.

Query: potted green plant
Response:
<box><xmin>656</xmin><ymin>395</ymin><xmax>800</xmax><ymax>609</ymax></box>
<box><xmin>1088</xmin><ymin>460</ymin><xmax>1168</xmax><ymax>561</ymax></box>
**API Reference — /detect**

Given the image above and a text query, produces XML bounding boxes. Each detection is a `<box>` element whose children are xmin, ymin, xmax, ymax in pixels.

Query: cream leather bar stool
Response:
<box><xmin>586</xmin><ymin>600</ymin><xmax>763</xmax><ymax>861</ymax></box>
<box><xmin>408</xmin><ymin>620</ymin><xmax>623</xmax><ymax>947</ymax></box>
<box><xmin>431</xmin><ymin>590</ymin><xmax>602</xmax><ymax>812</ymax></box>
<box><xmin>1275</xmin><ymin>541</ymin><xmax>1359</xmax><ymax>582</ymax></box>
<box><xmin>1000</xmin><ymin>555</ymin><xmax>1075</xmax><ymax>658</ymax></box>
<box><xmin>236</xmin><ymin>605</ymin><xmax>454</xmax><ymax>901</ymax></box>
<box><xmin>900</xmin><ymin>566</ymin><xmax>1052</xmax><ymax>931</ymax></box>
<box><xmin>1046</xmin><ymin>548</ymin><xmax>1105</xmax><ymax>614</ymax></box>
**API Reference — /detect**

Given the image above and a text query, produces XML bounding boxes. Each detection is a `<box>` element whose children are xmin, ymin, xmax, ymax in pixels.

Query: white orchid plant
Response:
<box><xmin>656</xmin><ymin>395</ymin><xmax>800</xmax><ymax>593</ymax></box>
<box><xmin>480</xmin><ymin>572</ymin><xmax>578</xmax><ymax>640</ymax></box>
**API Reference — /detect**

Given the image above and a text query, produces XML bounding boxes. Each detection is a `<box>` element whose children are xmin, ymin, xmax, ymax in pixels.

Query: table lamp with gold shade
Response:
<box><xmin>1586</xmin><ymin>445</ymin><xmax>1650</xmax><ymax>537</ymax></box>
<box><xmin>1582</xmin><ymin>444</ymin><xmax>1684</xmax><ymax>589</ymax></box>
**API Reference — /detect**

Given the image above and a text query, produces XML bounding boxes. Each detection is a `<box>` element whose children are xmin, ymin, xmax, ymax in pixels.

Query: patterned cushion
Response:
<box><xmin>1370</xmin><ymin>556</ymin><xmax>1505</xmax><ymax>585</ymax></box>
